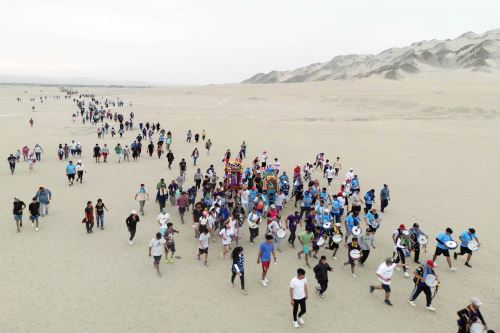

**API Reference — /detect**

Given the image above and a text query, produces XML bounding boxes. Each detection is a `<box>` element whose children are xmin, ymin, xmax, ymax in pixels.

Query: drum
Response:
<box><xmin>322</xmin><ymin>222</ymin><xmax>332</xmax><ymax>230</ymax></box>
<box><xmin>424</xmin><ymin>274</ymin><xmax>439</xmax><ymax>288</ymax></box>
<box><xmin>470</xmin><ymin>322</ymin><xmax>486</xmax><ymax>333</ymax></box>
<box><xmin>352</xmin><ymin>226</ymin><xmax>361</xmax><ymax>237</ymax></box>
<box><xmin>417</xmin><ymin>235</ymin><xmax>428</xmax><ymax>245</ymax></box>
<box><xmin>331</xmin><ymin>234</ymin><xmax>343</xmax><ymax>244</ymax></box>
<box><xmin>317</xmin><ymin>237</ymin><xmax>326</xmax><ymax>247</ymax></box>
<box><xmin>467</xmin><ymin>240</ymin><xmax>480</xmax><ymax>252</ymax></box>
<box><xmin>445</xmin><ymin>240</ymin><xmax>458</xmax><ymax>250</ymax></box>
<box><xmin>276</xmin><ymin>228</ymin><xmax>286</xmax><ymax>239</ymax></box>
<box><xmin>349</xmin><ymin>249</ymin><xmax>361</xmax><ymax>260</ymax></box>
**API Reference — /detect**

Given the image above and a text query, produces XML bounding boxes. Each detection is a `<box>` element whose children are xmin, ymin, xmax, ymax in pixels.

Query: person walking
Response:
<box><xmin>7</xmin><ymin>154</ymin><xmax>16</xmax><ymax>175</ymax></box>
<box><xmin>76</xmin><ymin>160</ymin><xmax>86</xmax><ymax>183</ymax></box>
<box><xmin>83</xmin><ymin>201</ymin><xmax>94</xmax><ymax>234</ymax></box>
<box><xmin>313</xmin><ymin>256</ymin><xmax>333</xmax><ymax>298</ymax></box>
<box><xmin>370</xmin><ymin>257</ymin><xmax>397</xmax><ymax>306</ymax></box>
<box><xmin>34</xmin><ymin>186</ymin><xmax>52</xmax><ymax>217</ymax></box>
<box><xmin>359</xmin><ymin>228</ymin><xmax>376</xmax><ymax>265</ymax></box>
<box><xmin>66</xmin><ymin>161</ymin><xmax>76</xmax><ymax>186</ymax></box>
<box><xmin>290</xmin><ymin>268</ymin><xmax>308</xmax><ymax>328</ymax></box>
<box><xmin>149</xmin><ymin>232</ymin><xmax>167</xmax><ymax>277</ymax></box>
<box><xmin>257</xmin><ymin>234</ymin><xmax>277</xmax><ymax>287</ymax></box>
<box><xmin>13</xmin><ymin>198</ymin><xmax>26</xmax><ymax>232</ymax></box>
<box><xmin>95</xmin><ymin>199</ymin><xmax>108</xmax><ymax>230</ymax></box>
<box><xmin>126</xmin><ymin>210</ymin><xmax>140</xmax><ymax>245</ymax></box>
<box><xmin>380</xmin><ymin>184</ymin><xmax>390</xmax><ymax>213</ymax></box>
<box><xmin>28</xmin><ymin>197</ymin><xmax>40</xmax><ymax>231</ymax></box>
<box><xmin>231</xmin><ymin>246</ymin><xmax>247</xmax><ymax>295</ymax></box>
<box><xmin>134</xmin><ymin>184</ymin><xmax>149</xmax><ymax>216</ymax></box>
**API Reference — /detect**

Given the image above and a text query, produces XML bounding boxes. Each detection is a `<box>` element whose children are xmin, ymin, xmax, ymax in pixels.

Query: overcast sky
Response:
<box><xmin>1</xmin><ymin>0</ymin><xmax>499</xmax><ymax>85</ymax></box>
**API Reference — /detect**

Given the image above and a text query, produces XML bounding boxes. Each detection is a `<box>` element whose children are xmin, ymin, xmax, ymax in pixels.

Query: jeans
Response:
<box><xmin>292</xmin><ymin>298</ymin><xmax>306</xmax><ymax>321</ymax></box>
<box><xmin>35</xmin><ymin>152</ymin><xmax>41</xmax><ymax>161</ymax></box>
<box><xmin>40</xmin><ymin>203</ymin><xmax>49</xmax><ymax>216</ymax></box>
<box><xmin>139</xmin><ymin>200</ymin><xmax>145</xmax><ymax>215</ymax></box>
<box><xmin>231</xmin><ymin>272</ymin><xmax>245</xmax><ymax>290</ymax></box>
<box><xmin>96</xmin><ymin>214</ymin><xmax>104</xmax><ymax>227</ymax></box>
<box><xmin>249</xmin><ymin>227</ymin><xmax>259</xmax><ymax>243</ymax></box>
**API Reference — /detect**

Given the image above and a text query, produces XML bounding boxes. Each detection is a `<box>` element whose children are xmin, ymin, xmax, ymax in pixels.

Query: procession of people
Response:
<box><xmin>7</xmin><ymin>90</ymin><xmax>492</xmax><ymax>332</ymax></box>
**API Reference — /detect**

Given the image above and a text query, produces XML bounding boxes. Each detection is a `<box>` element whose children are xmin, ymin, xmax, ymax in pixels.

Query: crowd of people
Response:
<box><xmin>8</xmin><ymin>91</ymin><xmax>493</xmax><ymax>332</ymax></box>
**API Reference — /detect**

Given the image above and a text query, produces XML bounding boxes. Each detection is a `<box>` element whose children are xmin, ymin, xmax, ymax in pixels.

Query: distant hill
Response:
<box><xmin>243</xmin><ymin>29</ymin><xmax>500</xmax><ymax>83</ymax></box>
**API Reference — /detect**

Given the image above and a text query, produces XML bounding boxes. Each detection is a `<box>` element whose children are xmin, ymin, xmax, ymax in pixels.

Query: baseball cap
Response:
<box><xmin>470</xmin><ymin>297</ymin><xmax>482</xmax><ymax>307</ymax></box>
<box><xmin>426</xmin><ymin>259</ymin><xmax>435</xmax><ymax>268</ymax></box>
<box><xmin>131</xmin><ymin>210</ymin><xmax>137</xmax><ymax>214</ymax></box>
<box><xmin>399</xmin><ymin>224</ymin><xmax>405</xmax><ymax>229</ymax></box>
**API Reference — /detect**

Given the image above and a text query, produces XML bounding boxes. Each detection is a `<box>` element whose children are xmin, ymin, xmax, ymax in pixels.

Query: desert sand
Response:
<box><xmin>1</xmin><ymin>72</ymin><xmax>499</xmax><ymax>333</ymax></box>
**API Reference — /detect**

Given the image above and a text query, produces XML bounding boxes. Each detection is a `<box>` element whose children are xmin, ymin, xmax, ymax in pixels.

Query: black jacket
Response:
<box><xmin>313</xmin><ymin>262</ymin><xmax>332</xmax><ymax>281</ymax></box>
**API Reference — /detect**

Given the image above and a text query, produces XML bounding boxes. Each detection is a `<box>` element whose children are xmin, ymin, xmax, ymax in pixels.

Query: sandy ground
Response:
<box><xmin>1</xmin><ymin>73</ymin><xmax>499</xmax><ymax>333</ymax></box>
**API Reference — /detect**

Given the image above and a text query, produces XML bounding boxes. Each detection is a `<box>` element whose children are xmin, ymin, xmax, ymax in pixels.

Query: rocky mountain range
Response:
<box><xmin>243</xmin><ymin>29</ymin><xmax>500</xmax><ymax>83</ymax></box>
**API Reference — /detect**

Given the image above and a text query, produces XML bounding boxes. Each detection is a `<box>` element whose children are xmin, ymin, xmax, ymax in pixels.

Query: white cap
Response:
<box><xmin>402</xmin><ymin>230</ymin><xmax>409</xmax><ymax>236</ymax></box>
<box><xmin>470</xmin><ymin>297</ymin><xmax>482</xmax><ymax>307</ymax></box>
<box><xmin>324</xmin><ymin>208</ymin><xmax>330</xmax><ymax>213</ymax></box>
<box><xmin>349</xmin><ymin>168</ymin><xmax>353</xmax><ymax>171</ymax></box>
<box><xmin>131</xmin><ymin>210</ymin><xmax>137</xmax><ymax>214</ymax></box>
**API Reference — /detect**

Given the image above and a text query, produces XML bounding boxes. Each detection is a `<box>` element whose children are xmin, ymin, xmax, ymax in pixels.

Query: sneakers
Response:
<box><xmin>332</xmin><ymin>256</ymin><xmax>338</xmax><ymax>261</ymax></box>
<box><xmin>352</xmin><ymin>274</ymin><xmax>357</xmax><ymax>278</ymax></box>
<box><xmin>31</xmin><ymin>223</ymin><xmax>34</xmax><ymax>228</ymax></box>
<box><xmin>426</xmin><ymin>306</ymin><xmax>436</xmax><ymax>312</ymax></box>
<box><xmin>128</xmin><ymin>240</ymin><xmax>133</xmax><ymax>246</ymax></box>
<box><xmin>453</xmin><ymin>252</ymin><xmax>458</xmax><ymax>260</ymax></box>
<box><xmin>36</xmin><ymin>228</ymin><xmax>39</xmax><ymax>232</ymax></box>
<box><xmin>408</xmin><ymin>300</ymin><xmax>416</xmax><ymax>307</ymax></box>
<box><xmin>369</xmin><ymin>286</ymin><xmax>375</xmax><ymax>294</ymax></box>
<box><xmin>293</xmin><ymin>321</ymin><xmax>300</xmax><ymax>328</ymax></box>
<box><xmin>264</xmin><ymin>277</ymin><xmax>269</xmax><ymax>283</ymax></box>
<box><xmin>260</xmin><ymin>280</ymin><xmax>268</xmax><ymax>287</ymax></box>
<box><xmin>384</xmin><ymin>300</ymin><xmax>393</xmax><ymax>306</ymax></box>
<box><xmin>298</xmin><ymin>317</ymin><xmax>305</xmax><ymax>325</ymax></box>
<box><xmin>403</xmin><ymin>272</ymin><xmax>410</xmax><ymax>277</ymax></box>
<box><xmin>465</xmin><ymin>263</ymin><xmax>472</xmax><ymax>268</ymax></box>
<box><xmin>241</xmin><ymin>290</ymin><xmax>248</xmax><ymax>295</ymax></box>
<box><xmin>449</xmin><ymin>267</ymin><xmax>457</xmax><ymax>272</ymax></box>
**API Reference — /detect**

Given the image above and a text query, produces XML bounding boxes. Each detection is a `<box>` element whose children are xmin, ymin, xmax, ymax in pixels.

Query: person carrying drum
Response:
<box><xmin>454</xmin><ymin>228</ymin><xmax>481</xmax><ymax>268</ymax></box>
<box><xmin>343</xmin><ymin>237</ymin><xmax>361</xmax><ymax>278</ymax></box>
<box><xmin>408</xmin><ymin>259</ymin><xmax>438</xmax><ymax>311</ymax></box>
<box><xmin>433</xmin><ymin>227</ymin><xmax>458</xmax><ymax>271</ymax></box>
<box><xmin>456</xmin><ymin>297</ymin><xmax>488</xmax><ymax>333</ymax></box>
<box><xmin>394</xmin><ymin>230</ymin><xmax>411</xmax><ymax>277</ymax></box>
<box><xmin>409</xmin><ymin>223</ymin><xmax>428</xmax><ymax>264</ymax></box>
<box><xmin>328</xmin><ymin>223</ymin><xmax>343</xmax><ymax>260</ymax></box>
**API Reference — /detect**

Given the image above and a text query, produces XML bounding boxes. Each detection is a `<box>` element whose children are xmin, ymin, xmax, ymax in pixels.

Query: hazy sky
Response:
<box><xmin>1</xmin><ymin>0</ymin><xmax>499</xmax><ymax>85</ymax></box>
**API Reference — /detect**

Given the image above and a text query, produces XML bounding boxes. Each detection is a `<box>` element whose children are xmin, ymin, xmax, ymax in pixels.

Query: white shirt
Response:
<box><xmin>337</xmin><ymin>196</ymin><xmax>345</xmax><ymax>207</ymax></box>
<box><xmin>149</xmin><ymin>238</ymin><xmax>166</xmax><ymax>256</ymax></box>
<box><xmin>240</xmin><ymin>190</ymin><xmax>249</xmax><ymax>203</ymax></box>
<box><xmin>157</xmin><ymin>213</ymin><xmax>170</xmax><ymax>225</ymax></box>
<box><xmin>207</xmin><ymin>215</ymin><xmax>216</xmax><ymax>228</ymax></box>
<box><xmin>290</xmin><ymin>277</ymin><xmax>307</xmax><ymax>300</ymax></box>
<box><xmin>219</xmin><ymin>228</ymin><xmax>233</xmax><ymax>245</ymax></box>
<box><xmin>376</xmin><ymin>262</ymin><xmax>396</xmax><ymax>285</ymax></box>
<box><xmin>199</xmin><ymin>233</ymin><xmax>210</xmax><ymax>249</ymax></box>
<box><xmin>326</xmin><ymin>169</ymin><xmax>335</xmax><ymax>178</ymax></box>
<box><xmin>346</xmin><ymin>171</ymin><xmax>354</xmax><ymax>180</ymax></box>
<box><xmin>275</xmin><ymin>193</ymin><xmax>285</xmax><ymax>206</ymax></box>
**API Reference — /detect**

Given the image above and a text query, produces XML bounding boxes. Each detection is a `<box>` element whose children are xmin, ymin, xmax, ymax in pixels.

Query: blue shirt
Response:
<box><xmin>66</xmin><ymin>164</ymin><xmax>76</xmax><ymax>175</ymax></box>
<box><xmin>351</xmin><ymin>178</ymin><xmax>359</xmax><ymax>189</ymax></box>
<box><xmin>364</xmin><ymin>191</ymin><xmax>374</xmax><ymax>204</ymax></box>
<box><xmin>331</xmin><ymin>200</ymin><xmax>341</xmax><ymax>214</ymax></box>
<box><xmin>346</xmin><ymin>214</ymin><xmax>359</xmax><ymax>230</ymax></box>
<box><xmin>319</xmin><ymin>191</ymin><xmax>328</xmax><ymax>201</ymax></box>
<box><xmin>460</xmin><ymin>231</ymin><xmax>476</xmax><ymax>247</ymax></box>
<box><xmin>303</xmin><ymin>193</ymin><xmax>312</xmax><ymax>208</ymax></box>
<box><xmin>259</xmin><ymin>242</ymin><xmax>274</xmax><ymax>262</ymax></box>
<box><xmin>436</xmin><ymin>232</ymin><xmax>452</xmax><ymax>250</ymax></box>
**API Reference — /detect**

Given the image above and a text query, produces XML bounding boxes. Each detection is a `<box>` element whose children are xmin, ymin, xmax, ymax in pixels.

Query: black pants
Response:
<box><xmin>410</xmin><ymin>284</ymin><xmax>432</xmax><ymax>306</ymax></box>
<box><xmin>85</xmin><ymin>222</ymin><xmax>93</xmax><ymax>233</ymax></box>
<box><xmin>299</xmin><ymin>207</ymin><xmax>310</xmax><ymax>220</ymax></box>
<box><xmin>292</xmin><ymin>298</ymin><xmax>306</xmax><ymax>321</ymax></box>
<box><xmin>288</xmin><ymin>230</ymin><xmax>296</xmax><ymax>245</ymax></box>
<box><xmin>394</xmin><ymin>248</ymin><xmax>407</xmax><ymax>271</ymax></box>
<box><xmin>364</xmin><ymin>203</ymin><xmax>372</xmax><ymax>214</ymax></box>
<box><xmin>195</xmin><ymin>179</ymin><xmax>201</xmax><ymax>190</ymax></box>
<box><xmin>381</xmin><ymin>199</ymin><xmax>388</xmax><ymax>212</ymax></box>
<box><xmin>76</xmin><ymin>171</ymin><xmax>83</xmax><ymax>183</ymax></box>
<box><xmin>413</xmin><ymin>244</ymin><xmax>421</xmax><ymax>263</ymax></box>
<box><xmin>360</xmin><ymin>249</ymin><xmax>370</xmax><ymax>264</ymax></box>
<box><xmin>249</xmin><ymin>227</ymin><xmax>259</xmax><ymax>243</ymax></box>
<box><xmin>128</xmin><ymin>227</ymin><xmax>136</xmax><ymax>241</ymax></box>
<box><xmin>231</xmin><ymin>272</ymin><xmax>245</xmax><ymax>290</ymax></box>
<box><xmin>318</xmin><ymin>280</ymin><xmax>328</xmax><ymax>295</ymax></box>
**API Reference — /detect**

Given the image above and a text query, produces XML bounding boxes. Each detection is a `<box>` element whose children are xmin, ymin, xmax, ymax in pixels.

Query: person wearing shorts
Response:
<box><xmin>257</xmin><ymin>235</ymin><xmax>276</xmax><ymax>287</ymax></box>
<box><xmin>164</xmin><ymin>222</ymin><xmax>179</xmax><ymax>263</ymax></box>
<box><xmin>297</xmin><ymin>228</ymin><xmax>314</xmax><ymax>268</ymax></box>
<box><xmin>197</xmin><ymin>226</ymin><xmax>210</xmax><ymax>266</ymax></box>
<box><xmin>149</xmin><ymin>232</ymin><xmax>167</xmax><ymax>277</ymax></box>
<box><xmin>432</xmin><ymin>227</ymin><xmax>457</xmax><ymax>271</ymax></box>
<box><xmin>343</xmin><ymin>237</ymin><xmax>361</xmax><ymax>278</ymax></box>
<box><xmin>66</xmin><ymin>161</ymin><xmax>76</xmax><ymax>186</ymax></box>
<box><xmin>13</xmin><ymin>198</ymin><xmax>26</xmax><ymax>232</ymax></box>
<box><xmin>454</xmin><ymin>228</ymin><xmax>480</xmax><ymax>268</ymax></box>
<box><xmin>370</xmin><ymin>258</ymin><xmax>396</xmax><ymax>306</ymax></box>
